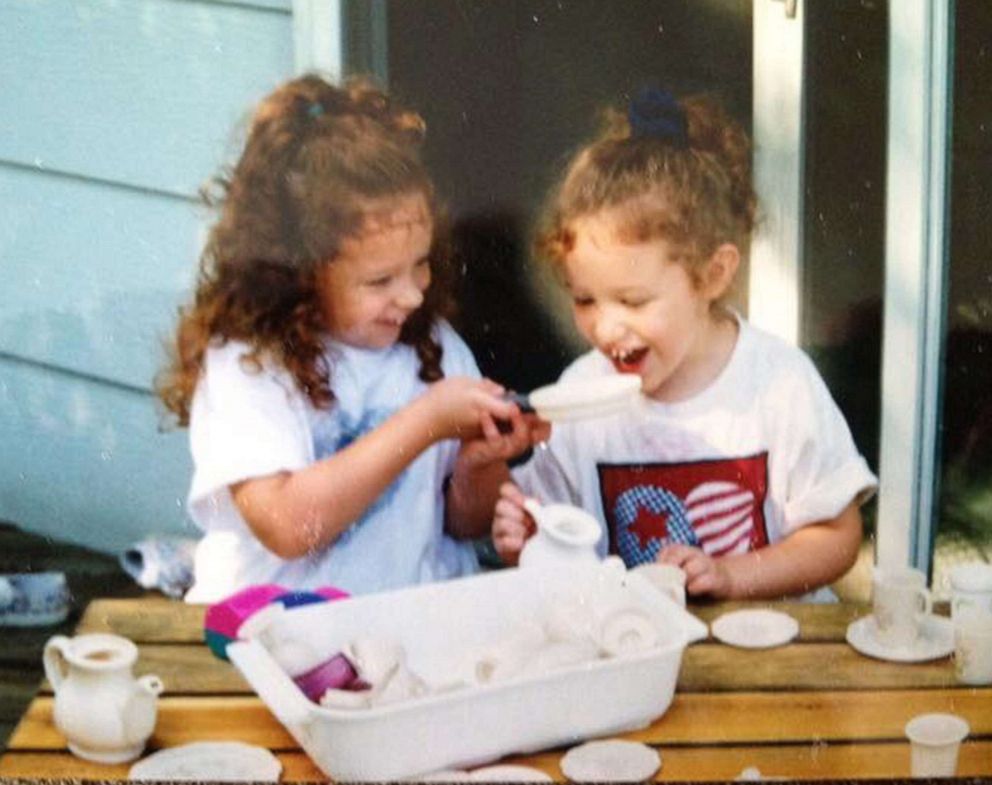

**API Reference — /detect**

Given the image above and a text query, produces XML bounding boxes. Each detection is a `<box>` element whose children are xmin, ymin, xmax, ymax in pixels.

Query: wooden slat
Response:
<box><xmin>0</xmin><ymin>751</ymin><xmax>322</xmax><ymax>781</ymax></box>
<box><xmin>34</xmin><ymin>640</ymin><xmax>959</xmax><ymax>695</ymax></box>
<box><xmin>3</xmin><ymin>742</ymin><xmax>991</xmax><ymax>781</ymax></box>
<box><xmin>13</xmin><ymin>689</ymin><xmax>991</xmax><ymax>752</ymax></box>
<box><xmin>681</xmin><ymin>642</ymin><xmax>958</xmax><ymax>691</ymax></box>
<box><xmin>76</xmin><ymin>597</ymin><xmax>953</xmax><ymax>648</ymax></box>
<box><xmin>76</xmin><ymin>598</ymin><xmax>874</xmax><ymax>644</ymax></box>
<box><xmin>77</xmin><ymin>596</ymin><xmax>206</xmax><ymax>643</ymax></box>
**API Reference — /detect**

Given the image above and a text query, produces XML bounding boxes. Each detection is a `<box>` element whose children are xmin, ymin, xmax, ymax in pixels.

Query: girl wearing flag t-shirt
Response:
<box><xmin>492</xmin><ymin>88</ymin><xmax>877</xmax><ymax>600</ymax></box>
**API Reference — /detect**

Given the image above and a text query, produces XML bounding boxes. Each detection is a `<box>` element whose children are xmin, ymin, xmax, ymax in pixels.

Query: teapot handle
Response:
<box><xmin>43</xmin><ymin>635</ymin><xmax>72</xmax><ymax>690</ymax></box>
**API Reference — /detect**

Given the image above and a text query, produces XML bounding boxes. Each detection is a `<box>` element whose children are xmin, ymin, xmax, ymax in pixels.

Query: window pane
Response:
<box><xmin>387</xmin><ymin>0</ymin><xmax>752</xmax><ymax>391</ymax></box>
<box><xmin>937</xmin><ymin>0</ymin><xmax>992</xmax><ymax>576</ymax></box>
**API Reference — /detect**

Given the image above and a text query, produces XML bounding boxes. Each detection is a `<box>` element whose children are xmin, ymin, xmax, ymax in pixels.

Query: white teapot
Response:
<box><xmin>43</xmin><ymin>633</ymin><xmax>163</xmax><ymax>763</ymax></box>
<box><xmin>518</xmin><ymin>499</ymin><xmax>602</xmax><ymax>569</ymax></box>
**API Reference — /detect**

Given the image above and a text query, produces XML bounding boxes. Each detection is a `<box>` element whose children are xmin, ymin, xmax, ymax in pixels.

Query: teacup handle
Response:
<box><xmin>43</xmin><ymin>635</ymin><xmax>72</xmax><ymax>690</ymax></box>
<box><xmin>917</xmin><ymin>588</ymin><xmax>933</xmax><ymax>618</ymax></box>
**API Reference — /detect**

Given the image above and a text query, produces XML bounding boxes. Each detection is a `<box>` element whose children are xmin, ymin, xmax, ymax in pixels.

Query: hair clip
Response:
<box><xmin>628</xmin><ymin>87</ymin><xmax>687</xmax><ymax>148</ymax></box>
<box><xmin>306</xmin><ymin>101</ymin><xmax>325</xmax><ymax>119</ymax></box>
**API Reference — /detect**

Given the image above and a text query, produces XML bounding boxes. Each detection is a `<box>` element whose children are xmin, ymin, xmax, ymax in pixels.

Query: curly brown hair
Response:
<box><xmin>157</xmin><ymin>74</ymin><xmax>454</xmax><ymax>426</ymax></box>
<box><xmin>537</xmin><ymin>93</ymin><xmax>757</xmax><ymax>287</ymax></box>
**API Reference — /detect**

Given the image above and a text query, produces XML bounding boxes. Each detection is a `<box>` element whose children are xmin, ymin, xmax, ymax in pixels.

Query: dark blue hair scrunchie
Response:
<box><xmin>628</xmin><ymin>87</ymin><xmax>687</xmax><ymax>148</ymax></box>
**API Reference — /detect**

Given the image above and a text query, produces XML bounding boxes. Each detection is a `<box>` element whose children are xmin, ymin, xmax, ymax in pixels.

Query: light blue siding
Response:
<box><xmin>0</xmin><ymin>359</ymin><xmax>192</xmax><ymax>552</ymax></box>
<box><xmin>0</xmin><ymin>0</ymin><xmax>293</xmax><ymax>196</ymax></box>
<box><xmin>0</xmin><ymin>168</ymin><xmax>200</xmax><ymax>389</ymax></box>
<box><xmin>1</xmin><ymin>0</ymin><xmax>295</xmax><ymax>552</ymax></box>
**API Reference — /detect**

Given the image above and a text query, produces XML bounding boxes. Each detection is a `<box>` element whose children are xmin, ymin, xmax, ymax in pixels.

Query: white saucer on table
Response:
<box><xmin>128</xmin><ymin>741</ymin><xmax>282</xmax><ymax>782</ymax></box>
<box><xmin>845</xmin><ymin>614</ymin><xmax>954</xmax><ymax>663</ymax></box>
<box><xmin>710</xmin><ymin>609</ymin><xmax>800</xmax><ymax>649</ymax></box>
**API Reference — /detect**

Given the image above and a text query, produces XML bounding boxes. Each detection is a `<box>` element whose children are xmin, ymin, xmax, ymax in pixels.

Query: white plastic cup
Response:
<box><xmin>631</xmin><ymin>563</ymin><xmax>687</xmax><ymax>607</ymax></box>
<box><xmin>954</xmin><ymin>607</ymin><xmax>992</xmax><ymax>685</ymax></box>
<box><xmin>872</xmin><ymin>566</ymin><xmax>932</xmax><ymax>648</ymax></box>
<box><xmin>904</xmin><ymin>713</ymin><xmax>970</xmax><ymax>777</ymax></box>
<box><xmin>948</xmin><ymin>563</ymin><xmax>992</xmax><ymax>620</ymax></box>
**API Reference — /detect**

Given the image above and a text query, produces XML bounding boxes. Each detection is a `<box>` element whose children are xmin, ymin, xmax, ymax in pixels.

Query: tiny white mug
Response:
<box><xmin>872</xmin><ymin>566</ymin><xmax>932</xmax><ymax>649</ymax></box>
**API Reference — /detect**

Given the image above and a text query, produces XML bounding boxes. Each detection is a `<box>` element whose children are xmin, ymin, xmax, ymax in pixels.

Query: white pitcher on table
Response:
<box><xmin>43</xmin><ymin>633</ymin><xmax>163</xmax><ymax>763</ymax></box>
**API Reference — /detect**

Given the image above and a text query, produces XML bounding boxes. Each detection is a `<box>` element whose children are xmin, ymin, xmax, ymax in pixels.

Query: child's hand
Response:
<box><xmin>656</xmin><ymin>544</ymin><xmax>734</xmax><ymax>599</ymax></box>
<box><xmin>420</xmin><ymin>377</ymin><xmax>516</xmax><ymax>441</ymax></box>
<box><xmin>491</xmin><ymin>482</ymin><xmax>535</xmax><ymax>566</ymax></box>
<box><xmin>458</xmin><ymin>405</ymin><xmax>551</xmax><ymax>471</ymax></box>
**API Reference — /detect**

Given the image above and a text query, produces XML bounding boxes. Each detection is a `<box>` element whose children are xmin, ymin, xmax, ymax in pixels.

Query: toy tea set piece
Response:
<box><xmin>238</xmin><ymin>602</ymin><xmax>366</xmax><ymax>703</ymax></box>
<box><xmin>43</xmin><ymin>633</ymin><xmax>163</xmax><ymax>763</ymax></box>
<box><xmin>507</xmin><ymin>373</ymin><xmax>642</xmax><ymax>423</ymax></box>
<box><xmin>0</xmin><ymin>571</ymin><xmax>71</xmax><ymax>627</ymax></box>
<box><xmin>845</xmin><ymin>565</ymin><xmax>954</xmax><ymax>662</ymax></box>
<box><xmin>518</xmin><ymin>499</ymin><xmax>602</xmax><ymax>570</ymax></box>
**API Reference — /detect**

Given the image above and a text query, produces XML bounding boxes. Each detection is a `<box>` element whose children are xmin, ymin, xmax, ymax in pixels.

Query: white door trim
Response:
<box><xmin>749</xmin><ymin>0</ymin><xmax>805</xmax><ymax>346</ymax></box>
<box><xmin>876</xmin><ymin>0</ymin><xmax>952</xmax><ymax>570</ymax></box>
<box><xmin>292</xmin><ymin>0</ymin><xmax>344</xmax><ymax>77</ymax></box>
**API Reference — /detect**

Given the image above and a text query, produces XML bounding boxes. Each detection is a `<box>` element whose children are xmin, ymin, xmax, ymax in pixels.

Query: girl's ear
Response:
<box><xmin>700</xmin><ymin>243</ymin><xmax>740</xmax><ymax>299</ymax></box>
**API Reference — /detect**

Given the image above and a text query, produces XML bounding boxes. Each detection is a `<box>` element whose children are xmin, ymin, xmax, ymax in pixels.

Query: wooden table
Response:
<box><xmin>1</xmin><ymin>597</ymin><xmax>989</xmax><ymax>781</ymax></box>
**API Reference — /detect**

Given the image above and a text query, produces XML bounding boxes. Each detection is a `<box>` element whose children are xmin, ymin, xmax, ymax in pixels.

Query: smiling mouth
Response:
<box><xmin>609</xmin><ymin>347</ymin><xmax>648</xmax><ymax>372</ymax></box>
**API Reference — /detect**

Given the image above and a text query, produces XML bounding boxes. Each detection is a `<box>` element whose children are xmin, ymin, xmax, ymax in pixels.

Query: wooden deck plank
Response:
<box><xmin>3</xmin><ymin>741</ymin><xmax>991</xmax><ymax>781</ymax></box>
<box><xmin>681</xmin><ymin>642</ymin><xmax>958</xmax><ymax>691</ymax></box>
<box><xmin>75</xmin><ymin>598</ymin><xmax>876</xmax><ymax>644</ymax></box>
<box><xmin>11</xmin><ymin>689</ymin><xmax>991</xmax><ymax>751</ymax></box>
<box><xmin>76</xmin><ymin>596</ymin><xmax>206</xmax><ymax>643</ymax></box>
<box><xmin>38</xmin><ymin>640</ymin><xmax>960</xmax><ymax>695</ymax></box>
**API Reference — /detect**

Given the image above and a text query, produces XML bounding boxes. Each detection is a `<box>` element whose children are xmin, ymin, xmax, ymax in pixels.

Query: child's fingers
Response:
<box><xmin>499</xmin><ymin>481</ymin><xmax>528</xmax><ymax>507</ymax></box>
<box><xmin>656</xmin><ymin>543</ymin><xmax>697</xmax><ymax>567</ymax></box>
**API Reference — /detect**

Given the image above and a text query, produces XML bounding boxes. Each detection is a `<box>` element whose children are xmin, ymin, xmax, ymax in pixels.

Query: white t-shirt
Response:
<box><xmin>185</xmin><ymin>320</ymin><xmax>480</xmax><ymax>603</ymax></box>
<box><xmin>513</xmin><ymin>317</ymin><xmax>877</xmax><ymax>578</ymax></box>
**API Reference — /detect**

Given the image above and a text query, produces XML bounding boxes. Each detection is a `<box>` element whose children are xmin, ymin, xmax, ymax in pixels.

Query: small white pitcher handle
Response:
<box><xmin>43</xmin><ymin>635</ymin><xmax>72</xmax><ymax>690</ymax></box>
<box><xmin>918</xmin><ymin>588</ymin><xmax>933</xmax><ymax>617</ymax></box>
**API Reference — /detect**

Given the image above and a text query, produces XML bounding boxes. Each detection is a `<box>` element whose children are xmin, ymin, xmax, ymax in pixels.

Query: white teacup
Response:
<box><xmin>904</xmin><ymin>712</ymin><xmax>969</xmax><ymax>777</ymax></box>
<box><xmin>631</xmin><ymin>563</ymin><xmax>687</xmax><ymax>608</ymax></box>
<box><xmin>872</xmin><ymin>566</ymin><xmax>932</xmax><ymax>649</ymax></box>
<box><xmin>948</xmin><ymin>562</ymin><xmax>992</xmax><ymax>620</ymax></box>
<box><xmin>953</xmin><ymin>606</ymin><xmax>992</xmax><ymax>685</ymax></box>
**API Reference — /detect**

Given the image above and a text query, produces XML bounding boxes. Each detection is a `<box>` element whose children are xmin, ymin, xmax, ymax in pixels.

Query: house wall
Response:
<box><xmin>0</xmin><ymin>0</ymin><xmax>294</xmax><ymax>552</ymax></box>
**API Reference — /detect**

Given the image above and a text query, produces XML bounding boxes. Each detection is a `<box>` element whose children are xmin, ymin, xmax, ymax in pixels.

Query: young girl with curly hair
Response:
<box><xmin>158</xmin><ymin>75</ymin><xmax>543</xmax><ymax>602</ymax></box>
<box><xmin>493</xmin><ymin>89</ymin><xmax>876</xmax><ymax>601</ymax></box>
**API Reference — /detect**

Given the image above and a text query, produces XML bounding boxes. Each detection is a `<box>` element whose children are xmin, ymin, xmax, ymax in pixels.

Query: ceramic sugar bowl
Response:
<box><xmin>43</xmin><ymin>633</ymin><xmax>163</xmax><ymax>763</ymax></box>
<box><xmin>519</xmin><ymin>499</ymin><xmax>602</xmax><ymax>570</ymax></box>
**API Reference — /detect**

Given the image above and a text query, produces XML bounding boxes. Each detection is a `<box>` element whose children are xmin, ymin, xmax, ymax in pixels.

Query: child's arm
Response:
<box><xmin>230</xmin><ymin>377</ymin><xmax>519</xmax><ymax>559</ymax></box>
<box><xmin>657</xmin><ymin>501</ymin><xmax>864</xmax><ymax>599</ymax></box>
<box><xmin>444</xmin><ymin>412</ymin><xmax>551</xmax><ymax>539</ymax></box>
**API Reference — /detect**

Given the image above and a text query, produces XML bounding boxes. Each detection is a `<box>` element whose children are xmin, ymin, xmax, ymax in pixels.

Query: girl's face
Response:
<box><xmin>563</xmin><ymin>212</ymin><xmax>733</xmax><ymax>402</ymax></box>
<box><xmin>318</xmin><ymin>194</ymin><xmax>433</xmax><ymax>350</ymax></box>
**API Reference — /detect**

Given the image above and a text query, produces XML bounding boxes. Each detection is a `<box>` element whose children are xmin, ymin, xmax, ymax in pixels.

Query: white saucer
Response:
<box><xmin>467</xmin><ymin>764</ymin><xmax>553</xmax><ymax>781</ymax></box>
<box><xmin>845</xmin><ymin>614</ymin><xmax>954</xmax><ymax>663</ymax></box>
<box><xmin>710</xmin><ymin>609</ymin><xmax>799</xmax><ymax>649</ymax></box>
<box><xmin>129</xmin><ymin>742</ymin><xmax>282</xmax><ymax>781</ymax></box>
<box><xmin>560</xmin><ymin>739</ymin><xmax>661</xmax><ymax>783</ymax></box>
<box><xmin>527</xmin><ymin>374</ymin><xmax>641</xmax><ymax>422</ymax></box>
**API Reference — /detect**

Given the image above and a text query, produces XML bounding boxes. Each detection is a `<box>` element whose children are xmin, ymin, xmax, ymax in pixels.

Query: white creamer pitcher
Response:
<box><xmin>43</xmin><ymin>633</ymin><xmax>163</xmax><ymax>763</ymax></box>
<box><xmin>519</xmin><ymin>499</ymin><xmax>602</xmax><ymax>569</ymax></box>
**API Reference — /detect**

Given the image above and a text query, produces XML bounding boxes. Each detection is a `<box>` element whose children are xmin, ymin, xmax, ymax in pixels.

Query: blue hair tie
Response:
<box><xmin>306</xmin><ymin>101</ymin><xmax>324</xmax><ymax>119</ymax></box>
<box><xmin>628</xmin><ymin>87</ymin><xmax>687</xmax><ymax>148</ymax></box>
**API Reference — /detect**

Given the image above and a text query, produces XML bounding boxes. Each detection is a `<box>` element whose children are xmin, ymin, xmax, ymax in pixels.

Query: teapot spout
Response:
<box><xmin>136</xmin><ymin>674</ymin><xmax>164</xmax><ymax>698</ymax></box>
<box><xmin>122</xmin><ymin>675</ymin><xmax>163</xmax><ymax>745</ymax></box>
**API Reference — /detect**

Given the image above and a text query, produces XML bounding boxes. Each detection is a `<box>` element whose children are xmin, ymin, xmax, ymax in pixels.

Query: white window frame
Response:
<box><xmin>292</xmin><ymin>0</ymin><xmax>344</xmax><ymax>77</ymax></box>
<box><xmin>750</xmin><ymin>0</ymin><xmax>805</xmax><ymax>347</ymax></box>
<box><xmin>876</xmin><ymin>0</ymin><xmax>952</xmax><ymax>570</ymax></box>
<box><xmin>753</xmin><ymin>0</ymin><xmax>952</xmax><ymax>572</ymax></box>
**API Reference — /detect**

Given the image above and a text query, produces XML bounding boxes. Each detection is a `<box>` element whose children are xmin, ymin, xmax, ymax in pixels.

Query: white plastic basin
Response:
<box><xmin>228</xmin><ymin>563</ymin><xmax>707</xmax><ymax>781</ymax></box>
